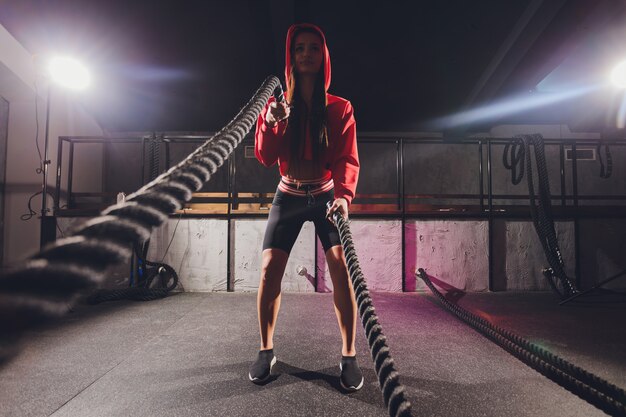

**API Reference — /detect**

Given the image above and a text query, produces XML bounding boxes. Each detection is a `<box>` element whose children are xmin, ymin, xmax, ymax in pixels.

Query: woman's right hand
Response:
<box><xmin>265</xmin><ymin>101</ymin><xmax>290</xmax><ymax>127</ymax></box>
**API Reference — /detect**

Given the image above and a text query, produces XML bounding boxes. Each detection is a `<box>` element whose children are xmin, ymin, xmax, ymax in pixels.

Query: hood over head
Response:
<box><xmin>285</xmin><ymin>23</ymin><xmax>331</xmax><ymax>92</ymax></box>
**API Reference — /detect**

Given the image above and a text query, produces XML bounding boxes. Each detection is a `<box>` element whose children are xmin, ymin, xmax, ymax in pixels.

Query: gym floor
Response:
<box><xmin>1</xmin><ymin>290</ymin><xmax>624</xmax><ymax>417</ymax></box>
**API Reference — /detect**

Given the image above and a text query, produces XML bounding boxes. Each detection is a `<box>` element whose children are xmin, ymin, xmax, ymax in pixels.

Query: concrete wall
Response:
<box><xmin>148</xmin><ymin>218</ymin><xmax>229</xmax><ymax>292</ymax></box>
<box><xmin>405</xmin><ymin>220</ymin><xmax>489</xmax><ymax>292</ymax></box>
<box><xmin>233</xmin><ymin>219</ymin><xmax>316</xmax><ymax>292</ymax></box>
<box><xmin>48</xmin><ymin>122</ymin><xmax>626</xmax><ymax>293</ymax></box>
<box><xmin>0</xmin><ymin>23</ymin><xmax>103</xmax><ymax>266</ymax></box>
<box><xmin>57</xmin><ymin>214</ymin><xmax>626</xmax><ymax>293</ymax></box>
<box><xmin>317</xmin><ymin>219</ymin><xmax>403</xmax><ymax>292</ymax></box>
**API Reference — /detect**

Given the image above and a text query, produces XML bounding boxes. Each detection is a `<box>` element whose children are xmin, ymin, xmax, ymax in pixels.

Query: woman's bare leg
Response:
<box><xmin>257</xmin><ymin>248</ymin><xmax>289</xmax><ymax>350</ymax></box>
<box><xmin>326</xmin><ymin>245</ymin><xmax>357</xmax><ymax>356</ymax></box>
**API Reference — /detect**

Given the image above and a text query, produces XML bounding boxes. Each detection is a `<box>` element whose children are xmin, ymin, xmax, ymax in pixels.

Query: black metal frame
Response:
<box><xmin>54</xmin><ymin>134</ymin><xmax>626</xmax><ymax>292</ymax></box>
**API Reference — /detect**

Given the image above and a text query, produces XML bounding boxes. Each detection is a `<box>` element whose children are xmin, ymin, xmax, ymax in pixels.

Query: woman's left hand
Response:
<box><xmin>326</xmin><ymin>198</ymin><xmax>349</xmax><ymax>223</ymax></box>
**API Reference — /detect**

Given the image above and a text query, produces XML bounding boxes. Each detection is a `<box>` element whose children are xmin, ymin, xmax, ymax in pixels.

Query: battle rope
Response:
<box><xmin>148</xmin><ymin>133</ymin><xmax>161</xmax><ymax>182</ymax></box>
<box><xmin>0</xmin><ymin>76</ymin><xmax>281</xmax><ymax>348</ymax></box>
<box><xmin>503</xmin><ymin>134</ymin><xmax>578</xmax><ymax>298</ymax></box>
<box><xmin>502</xmin><ymin>140</ymin><xmax>525</xmax><ymax>185</ymax></box>
<box><xmin>329</xmin><ymin>204</ymin><xmax>412</xmax><ymax>417</ymax></box>
<box><xmin>597</xmin><ymin>141</ymin><xmax>613</xmax><ymax>179</ymax></box>
<box><xmin>417</xmin><ymin>268</ymin><xmax>626</xmax><ymax>416</ymax></box>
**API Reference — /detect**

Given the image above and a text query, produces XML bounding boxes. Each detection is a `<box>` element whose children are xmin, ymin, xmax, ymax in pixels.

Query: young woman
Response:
<box><xmin>249</xmin><ymin>23</ymin><xmax>362</xmax><ymax>391</ymax></box>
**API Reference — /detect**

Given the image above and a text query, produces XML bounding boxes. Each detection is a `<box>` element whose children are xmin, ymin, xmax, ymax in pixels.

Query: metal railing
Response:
<box><xmin>55</xmin><ymin>135</ymin><xmax>626</xmax><ymax>215</ymax></box>
<box><xmin>53</xmin><ymin>134</ymin><xmax>626</xmax><ymax>291</ymax></box>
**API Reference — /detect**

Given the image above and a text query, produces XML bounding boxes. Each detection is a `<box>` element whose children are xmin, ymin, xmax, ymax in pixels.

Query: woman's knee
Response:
<box><xmin>260</xmin><ymin>248</ymin><xmax>289</xmax><ymax>284</ymax></box>
<box><xmin>325</xmin><ymin>246</ymin><xmax>347</xmax><ymax>271</ymax></box>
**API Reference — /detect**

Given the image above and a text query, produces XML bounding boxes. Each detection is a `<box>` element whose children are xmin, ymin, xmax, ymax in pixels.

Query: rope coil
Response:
<box><xmin>503</xmin><ymin>134</ymin><xmax>578</xmax><ymax>298</ymax></box>
<box><xmin>329</xmin><ymin>206</ymin><xmax>412</xmax><ymax>417</ymax></box>
<box><xmin>0</xmin><ymin>76</ymin><xmax>281</xmax><ymax>344</ymax></box>
<box><xmin>417</xmin><ymin>268</ymin><xmax>626</xmax><ymax>416</ymax></box>
<box><xmin>597</xmin><ymin>142</ymin><xmax>613</xmax><ymax>179</ymax></box>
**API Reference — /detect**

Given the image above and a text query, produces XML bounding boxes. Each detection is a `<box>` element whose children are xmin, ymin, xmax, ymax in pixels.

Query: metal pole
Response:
<box><xmin>559</xmin><ymin>143</ymin><xmax>566</xmax><ymax>208</ymax></box>
<box><xmin>227</xmin><ymin>153</ymin><xmax>233</xmax><ymax>292</ymax></box>
<box><xmin>54</xmin><ymin>137</ymin><xmax>63</xmax><ymax>213</ymax></box>
<box><xmin>399</xmin><ymin>138</ymin><xmax>406</xmax><ymax>292</ymax></box>
<box><xmin>571</xmin><ymin>143</ymin><xmax>581</xmax><ymax>289</ymax></box>
<box><xmin>41</xmin><ymin>85</ymin><xmax>51</xmax><ymax>216</ymax></box>
<box><xmin>479</xmin><ymin>140</ymin><xmax>484</xmax><ymax>212</ymax></box>
<box><xmin>67</xmin><ymin>142</ymin><xmax>75</xmax><ymax>209</ymax></box>
<box><xmin>39</xmin><ymin>85</ymin><xmax>54</xmax><ymax>248</ymax></box>
<box><xmin>487</xmin><ymin>139</ymin><xmax>494</xmax><ymax>291</ymax></box>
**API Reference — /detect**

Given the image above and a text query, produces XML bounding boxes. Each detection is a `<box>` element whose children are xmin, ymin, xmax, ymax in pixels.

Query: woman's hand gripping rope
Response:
<box><xmin>264</xmin><ymin>100</ymin><xmax>291</xmax><ymax>127</ymax></box>
<box><xmin>326</xmin><ymin>197</ymin><xmax>348</xmax><ymax>224</ymax></box>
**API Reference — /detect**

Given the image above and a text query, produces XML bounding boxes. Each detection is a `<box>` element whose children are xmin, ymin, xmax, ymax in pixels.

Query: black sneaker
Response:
<box><xmin>248</xmin><ymin>349</ymin><xmax>277</xmax><ymax>383</ymax></box>
<box><xmin>339</xmin><ymin>355</ymin><xmax>364</xmax><ymax>392</ymax></box>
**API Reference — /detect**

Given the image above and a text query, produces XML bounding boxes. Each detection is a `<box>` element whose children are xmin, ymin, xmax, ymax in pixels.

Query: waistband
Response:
<box><xmin>278</xmin><ymin>175</ymin><xmax>334</xmax><ymax>197</ymax></box>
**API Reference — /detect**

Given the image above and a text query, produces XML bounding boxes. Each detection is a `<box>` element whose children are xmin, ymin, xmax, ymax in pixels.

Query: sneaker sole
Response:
<box><xmin>339</xmin><ymin>362</ymin><xmax>364</xmax><ymax>392</ymax></box>
<box><xmin>249</xmin><ymin>356</ymin><xmax>277</xmax><ymax>383</ymax></box>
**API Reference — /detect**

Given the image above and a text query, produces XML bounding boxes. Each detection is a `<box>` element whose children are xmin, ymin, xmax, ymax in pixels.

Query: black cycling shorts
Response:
<box><xmin>262</xmin><ymin>187</ymin><xmax>341</xmax><ymax>254</ymax></box>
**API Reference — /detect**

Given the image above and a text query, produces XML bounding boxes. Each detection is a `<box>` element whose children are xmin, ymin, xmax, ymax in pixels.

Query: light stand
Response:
<box><xmin>39</xmin><ymin>56</ymin><xmax>91</xmax><ymax>248</ymax></box>
<box><xmin>39</xmin><ymin>83</ymin><xmax>56</xmax><ymax>248</ymax></box>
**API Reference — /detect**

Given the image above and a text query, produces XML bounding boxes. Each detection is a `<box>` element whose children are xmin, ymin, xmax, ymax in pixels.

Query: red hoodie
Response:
<box><xmin>254</xmin><ymin>23</ymin><xmax>359</xmax><ymax>205</ymax></box>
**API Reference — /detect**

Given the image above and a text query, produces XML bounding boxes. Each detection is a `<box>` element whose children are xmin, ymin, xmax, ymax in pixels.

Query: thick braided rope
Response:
<box><xmin>330</xmin><ymin>208</ymin><xmax>412</xmax><ymax>417</ymax></box>
<box><xmin>597</xmin><ymin>141</ymin><xmax>613</xmax><ymax>179</ymax></box>
<box><xmin>417</xmin><ymin>269</ymin><xmax>626</xmax><ymax>416</ymax></box>
<box><xmin>522</xmin><ymin>134</ymin><xmax>578</xmax><ymax>297</ymax></box>
<box><xmin>503</xmin><ymin>135</ymin><xmax>578</xmax><ymax>298</ymax></box>
<box><xmin>502</xmin><ymin>140</ymin><xmax>525</xmax><ymax>185</ymax></box>
<box><xmin>0</xmin><ymin>76</ymin><xmax>281</xmax><ymax>342</ymax></box>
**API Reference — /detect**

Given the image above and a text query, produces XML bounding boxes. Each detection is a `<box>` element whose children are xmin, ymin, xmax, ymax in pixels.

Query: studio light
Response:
<box><xmin>40</xmin><ymin>56</ymin><xmax>91</xmax><ymax>247</ymax></box>
<box><xmin>48</xmin><ymin>56</ymin><xmax>91</xmax><ymax>90</ymax></box>
<box><xmin>610</xmin><ymin>60</ymin><xmax>626</xmax><ymax>89</ymax></box>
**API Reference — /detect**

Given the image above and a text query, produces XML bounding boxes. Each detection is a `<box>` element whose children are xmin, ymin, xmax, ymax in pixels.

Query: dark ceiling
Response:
<box><xmin>1</xmin><ymin>0</ymin><xmax>625</xmax><ymax>133</ymax></box>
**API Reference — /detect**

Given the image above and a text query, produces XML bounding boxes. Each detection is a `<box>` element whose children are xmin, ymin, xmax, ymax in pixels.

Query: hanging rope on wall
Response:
<box><xmin>597</xmin><ymin>141</ymin><xmax>613</xmax><ymax>179</ymax></box>
<box><xmin>502</xmin><ymin>134</ymin><xmax>578</xmax><ymax>299</ymax></box>
<box><xmin>502</xmin><ymin>140</ymin><xmax>525</xmax><ymax>185</ymax></box>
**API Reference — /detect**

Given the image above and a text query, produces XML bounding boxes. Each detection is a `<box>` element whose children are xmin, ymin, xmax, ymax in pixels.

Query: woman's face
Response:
<box><xmin>293</xmin><ymin>32</ymin><xmax>323</xmax><ymax>75</ymax></box>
